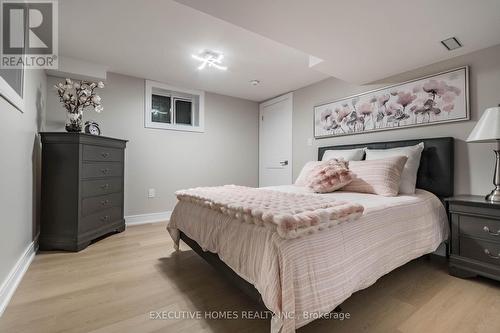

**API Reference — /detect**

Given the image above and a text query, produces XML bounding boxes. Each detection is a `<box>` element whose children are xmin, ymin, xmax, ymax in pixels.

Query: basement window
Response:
<box><xmin>145</xmin><ymin>80</ymin><xmax>204</xmax><ymax>132</ymax></box>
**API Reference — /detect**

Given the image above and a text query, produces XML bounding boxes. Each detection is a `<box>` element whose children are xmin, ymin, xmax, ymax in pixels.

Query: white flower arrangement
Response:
<box><xmin>55</xmin><ymin>78</ymin><xmax>104</xmax><ymax>114</ymax></box>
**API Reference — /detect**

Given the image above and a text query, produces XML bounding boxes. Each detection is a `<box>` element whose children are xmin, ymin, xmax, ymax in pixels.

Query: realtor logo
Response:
<box><xmin>1</xmin><ymin>0</ymin><xmax>58</xmax><ymax>69</ymax></box>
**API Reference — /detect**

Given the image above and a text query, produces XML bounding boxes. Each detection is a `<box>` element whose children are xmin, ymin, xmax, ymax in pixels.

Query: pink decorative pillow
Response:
<box><xmin>341</xmin><ymin>155</ymin><xmax>408</xmax><ymax>196</ymax></box>
<box><xmin>306</xmin><ymin>159</ymin><xmax>353</xmax><ymax>193</ymax></box>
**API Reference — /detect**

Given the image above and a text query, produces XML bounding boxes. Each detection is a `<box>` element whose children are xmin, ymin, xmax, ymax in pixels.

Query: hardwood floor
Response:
<box><xmin>1</xmin><ymin>223</ymin><xmax>500</xmax><ymax>333</ymax></box>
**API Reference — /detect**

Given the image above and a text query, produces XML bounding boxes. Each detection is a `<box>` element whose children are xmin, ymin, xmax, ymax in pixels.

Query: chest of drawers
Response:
<box><xmin>447</xmin><ymin>196</ymin><xmax>500</xmax><ymax>281</ymax></box>
<box><xmin>40</xmin><ymin>133</ymin><xmax>127</xmax><ymax>251</ymax></box>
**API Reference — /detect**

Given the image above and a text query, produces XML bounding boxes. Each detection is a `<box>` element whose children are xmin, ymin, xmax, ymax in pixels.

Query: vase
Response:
<box><xmin>65</xmin><ymin>109</ymin><xmax>83</xmax><ymax>132</ymax></box>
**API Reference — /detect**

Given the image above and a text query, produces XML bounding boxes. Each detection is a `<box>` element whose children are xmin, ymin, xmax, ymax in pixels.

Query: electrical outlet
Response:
<box><xmin>307</xmin><ymin>138</ymin><xmax>313</xmax><ymax>146</ymax></box>
<box><xmin>148</xmin><ymin>188</ymin><xmax>156</xmax><ymax>198</ymax></box>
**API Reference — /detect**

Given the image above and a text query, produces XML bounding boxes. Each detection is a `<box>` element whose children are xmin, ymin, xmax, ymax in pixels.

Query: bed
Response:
<box><xmin>167</xmin><ymin>137</ymin><xmax>454</xmax><ymax>333</ymax></box>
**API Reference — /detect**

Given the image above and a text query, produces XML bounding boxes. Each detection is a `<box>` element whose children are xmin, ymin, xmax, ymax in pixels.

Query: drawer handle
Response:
<box><xmin>101</xmin><ymin>152</ymin><xmax>110</xmax><ymax>158</ymax></box>
<box><xmin>483</xmin><ymin>226</ymin><xmax>500</xmax><ymax>236</ymax></box>
<box><xmin>100</xmin><ymin>184</ymin><xmax>110</xmax><ymax>189</ymax></box>
<box><xmin>101</xmin><ymin>215</ymin><xmax>110</xmax><ymax>222</ymax></box>
<box><xmin>100</xmin><ymin>199</ymin><xmax>110</xmax><ymax>206</ymax></box>
<box><xmin>484</xmin><ymin>249</ymin><xmax>500</xmax><ymax>259</ymax></box>
<box><xmin>101</xmin><ymin>168</ymin><xmax>110</xmax><ymax>174</ymax></box>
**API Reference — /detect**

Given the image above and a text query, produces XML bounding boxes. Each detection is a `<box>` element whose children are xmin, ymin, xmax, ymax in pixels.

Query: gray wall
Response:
<box><xmin>0</xmin><ymin>69</ymin><xmax>46</xmax><ymax>286</ymax></box>
<box><xmin>293</xmin><ymin>44</ymin><xmax>500</xmax><ymax>195</ymax></box>
<box><xmin>45</xmin><ymin>73</ymin><xmax>259</xmax><ymax>215</ymax></box>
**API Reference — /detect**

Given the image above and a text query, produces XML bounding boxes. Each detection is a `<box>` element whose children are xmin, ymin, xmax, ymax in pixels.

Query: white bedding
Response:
<box><xmin>167</xmin><ymin>186</ymin><xmax>449</xmax><ymax>333</ymax></box>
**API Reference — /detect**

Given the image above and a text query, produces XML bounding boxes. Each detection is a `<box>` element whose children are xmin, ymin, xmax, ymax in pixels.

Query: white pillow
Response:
<box><xmin>295</xmin><ymin>161</ymin><xmax>318</xmax><ymax>186</ymax></box>
<box><xmin>321</xmin><ymin>148</ymin><xmax>365</xmax><ymax>161</ymax></box>
<box><xmin>364</xmin><ymin>142</ymin><xmax>424</xmax><ymax>194</ymax></box>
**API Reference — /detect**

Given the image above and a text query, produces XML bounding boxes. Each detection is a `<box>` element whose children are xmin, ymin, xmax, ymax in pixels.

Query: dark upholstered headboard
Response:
<box><xmin>318</xmin><ymin>137</ymin><xmax>454</xmax><ymax>198</ymax></box>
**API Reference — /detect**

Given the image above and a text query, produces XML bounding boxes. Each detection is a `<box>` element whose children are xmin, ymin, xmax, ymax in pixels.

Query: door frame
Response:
<box><xmin>259</xmin><ymin>92</ymin><xmax>293</xmax><ymax>187</ymax></box>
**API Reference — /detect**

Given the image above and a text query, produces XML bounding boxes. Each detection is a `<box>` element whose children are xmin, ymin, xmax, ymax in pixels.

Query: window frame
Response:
<box><xmin>145</xmin><ymin>80</ymin><xmax>204</xmax><ymax>132</ymax></box>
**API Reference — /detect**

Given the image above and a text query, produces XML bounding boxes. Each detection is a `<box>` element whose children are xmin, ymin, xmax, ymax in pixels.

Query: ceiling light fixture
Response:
<box><xmin>191</xmin><ymin>50</ymin><xmax>227</xmax><ymax>71</ymax></box>
<box><xmin>250</xmin><ymin>80</ymin><xmax>260</xmax><ymax>86</ymax></box>
<box><xmin>441</xmin><ymin>37</ymin><xmax>462</xmax><ymax>51</ymax></box>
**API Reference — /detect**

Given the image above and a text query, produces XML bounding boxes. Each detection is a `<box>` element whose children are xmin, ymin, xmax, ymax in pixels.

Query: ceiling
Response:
<box><xmin>176</xmin><ymin>0</ymin><xmax>500</xmax><ymax>84</ymax></box>
<box><xmin>59</xmin><ymin>1</ymin><xmax>500</xmax><ymax>102</ymax></box>
<box><xmin>58</xmin><ymin>0</ymin><xmax>327</xmax><ymax>102</ymax></box>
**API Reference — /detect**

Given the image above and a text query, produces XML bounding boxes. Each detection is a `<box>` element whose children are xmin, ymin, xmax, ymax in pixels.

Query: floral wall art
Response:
<box><xmin>314</xmin><ymin>67</ymin><xmax>469</xmax><ymax>138</ymax></box>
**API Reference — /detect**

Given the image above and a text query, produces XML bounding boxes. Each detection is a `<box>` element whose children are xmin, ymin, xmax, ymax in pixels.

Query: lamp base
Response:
<box><xmin>486</xmin><ymin>188</ymin><xmax>500</xmax><ymax>202</ymax></box>
<box><xmin>486</xmin><ymin>150</ymin><xmax>500</xmax><ymax>202</ymax></box>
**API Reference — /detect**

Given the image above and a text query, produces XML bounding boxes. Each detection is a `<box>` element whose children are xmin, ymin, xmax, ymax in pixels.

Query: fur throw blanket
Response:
<box><xmin>175</xmin><ymin>185</ymin><xmax>364</xmax><ymax>239</ymax></box>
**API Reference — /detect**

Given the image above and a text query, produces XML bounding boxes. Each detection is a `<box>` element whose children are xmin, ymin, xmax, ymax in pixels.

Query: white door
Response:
<box><xmin>259</xmin><ymin>92</ymin><xmax>293</xmax><ymax>187</ymax></box>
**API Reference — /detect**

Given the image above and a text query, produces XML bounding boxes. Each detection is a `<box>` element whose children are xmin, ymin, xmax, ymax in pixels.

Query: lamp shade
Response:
<box><xmin>467</xmin><ymin>107</ymin><xmax>500</xmax><ymax>142</ymax></box>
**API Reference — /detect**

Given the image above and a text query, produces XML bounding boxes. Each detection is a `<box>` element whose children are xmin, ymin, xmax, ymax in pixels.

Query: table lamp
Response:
<box><xmin>467</xmin><ymin>106</ymin><xmax>500</xmax><ymax>201</ymax></box>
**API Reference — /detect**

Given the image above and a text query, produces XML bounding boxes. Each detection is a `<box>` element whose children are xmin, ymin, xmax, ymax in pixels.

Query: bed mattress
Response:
<box><xmin>167</xmin><ymin>185</ymin><xmax>449</xmax><ymax>333</ymax></box>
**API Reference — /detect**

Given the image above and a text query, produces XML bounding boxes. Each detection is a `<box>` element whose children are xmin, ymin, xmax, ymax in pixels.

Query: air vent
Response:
<box><xmin>441</xmin><ymin>37</ymin><xmax>462</xmax><ymax>51</ymax></box>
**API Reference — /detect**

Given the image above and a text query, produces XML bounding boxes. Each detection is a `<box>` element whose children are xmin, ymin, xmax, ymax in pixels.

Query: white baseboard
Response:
<box><xmin>0</xmin><ymin>240</ymin><xmax>37</xmax><ymax>316</ymax></box>
<box><xmin>125</xmin><ymin>211</ymin><xmax>171</xmax><ymax>226</ymax></box>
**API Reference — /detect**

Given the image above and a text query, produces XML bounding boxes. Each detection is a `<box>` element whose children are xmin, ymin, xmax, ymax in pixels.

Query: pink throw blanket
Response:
<box><xmin>175</xmin><ymin>185</ymin><xmax>364</xmax><ymax>239</ymax></box>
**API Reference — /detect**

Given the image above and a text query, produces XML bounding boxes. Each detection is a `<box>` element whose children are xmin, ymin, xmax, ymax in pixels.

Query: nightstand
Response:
<box><xmin>447</xmin><ymin>196</ymin><xmax>500</xmax><ymax>281</ymax></box>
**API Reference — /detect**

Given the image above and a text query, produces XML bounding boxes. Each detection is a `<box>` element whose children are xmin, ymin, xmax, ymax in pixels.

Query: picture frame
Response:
<box><xmin>0</xmin><ymin>0</ymin><xmax>27</xmax><ymax>113</ymax></box>
<box><xmin>0</xmin><ymin>67</ymin><xmax>25</xmax><ymax>112</ymax></box>
<box><xmin>313</xmin><ymin>66</ymin><xmax>469</xmax><ymax>139</ymax></box>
